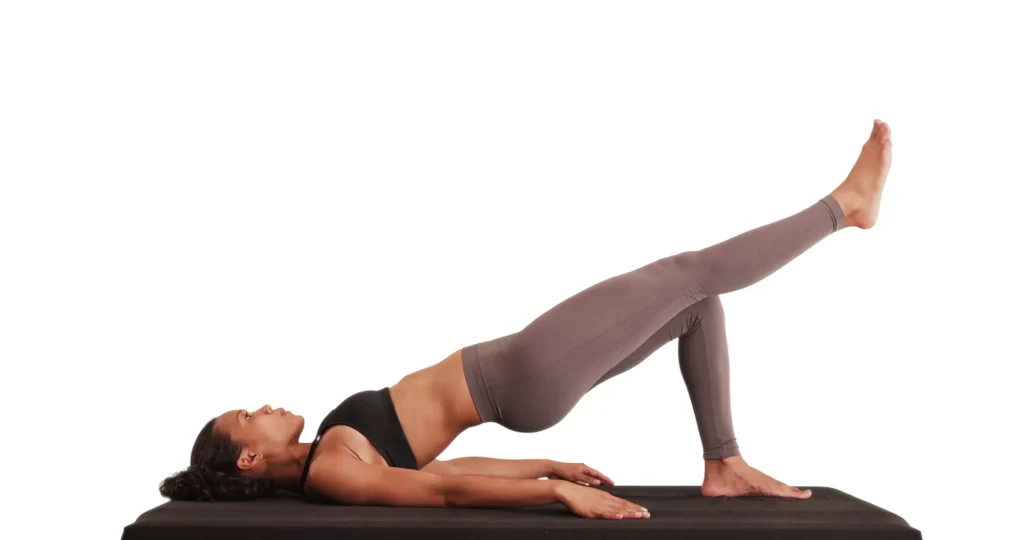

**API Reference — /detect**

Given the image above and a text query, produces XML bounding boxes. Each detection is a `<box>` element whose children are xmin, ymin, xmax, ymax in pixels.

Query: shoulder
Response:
<box><xmin>302</xmin><ymin>427</ymin><xmax>359</xmax><ymax>495</ymax></box>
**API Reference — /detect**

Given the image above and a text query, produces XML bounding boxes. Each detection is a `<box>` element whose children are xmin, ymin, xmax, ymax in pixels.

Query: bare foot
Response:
<box><xmin>701</xmin><ymin>455</ymin><xmax>812</xmax><ymax>499</ymax></box>
<box><xmin>830</xmin><ymin>119</ymin><xmax>893</xmax><ymax>229</ymax></box>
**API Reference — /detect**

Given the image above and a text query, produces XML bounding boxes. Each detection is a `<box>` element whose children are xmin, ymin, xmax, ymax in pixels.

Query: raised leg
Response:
<box><xmin>462</xmin><ymin>120</ymin><xmax>893</xmax><ymax>450</ymax></box>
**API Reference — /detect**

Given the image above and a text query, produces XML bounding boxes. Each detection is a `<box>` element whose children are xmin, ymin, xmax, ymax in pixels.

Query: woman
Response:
<box><xmin>160</xmin><ymin>120</ymin><xmax>893</xmax><ymax>521</ymax></box>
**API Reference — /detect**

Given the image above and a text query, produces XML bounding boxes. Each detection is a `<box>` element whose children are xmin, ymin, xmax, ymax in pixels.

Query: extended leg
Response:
<box><xmin>666</xmin><ymin>118</ymin><xmax>893</xmax><ymax>300</ymax></box>
<box><xmin>463</xmin><ymin>120</ymin><xmax>893</xmax><ymax>440</ymax></box>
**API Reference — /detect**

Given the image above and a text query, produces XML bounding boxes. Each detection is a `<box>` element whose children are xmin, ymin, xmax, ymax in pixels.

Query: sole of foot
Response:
<box><xmin>830</xmin><ymin>119</ymin><xmax>893</xmax><ymax>230</ymax></box>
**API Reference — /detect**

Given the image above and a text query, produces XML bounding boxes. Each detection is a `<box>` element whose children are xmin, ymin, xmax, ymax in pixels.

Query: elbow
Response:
<box><xmin>437</xmin><ymin>483</ymin><xmax>456</xmax><ymax>508</ymax></box>
<box><xmin>440</xmin><ymin>493</ymin><xmax>458</xmax><ymax>508</ymax></box>
<box><xmin>436</xmin><ymin>477</ymin><xmax>465</xmax><ymax>508</ymax></box>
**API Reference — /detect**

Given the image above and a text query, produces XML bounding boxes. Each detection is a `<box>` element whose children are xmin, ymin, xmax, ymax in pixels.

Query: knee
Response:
<box><xmin>683</xmin><ymin>294</ymin><xmax>723</xmax><ymax>331</ymax></box>
<box><xmin>697</xmin><ymin>294</ymin><xmax>724</xmax><ymax>316</ymax></box>
<box><xmin>666</xmin><ymin>251</ymin><xmax>717</xmax><ymax>296</ymax></box>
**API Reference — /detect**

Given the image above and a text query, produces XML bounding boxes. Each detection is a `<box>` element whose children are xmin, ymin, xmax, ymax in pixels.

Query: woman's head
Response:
<box><xmin>159</xmin><ymin>405</ymin><xmax>305</xmax><ymax>501</ymax></box>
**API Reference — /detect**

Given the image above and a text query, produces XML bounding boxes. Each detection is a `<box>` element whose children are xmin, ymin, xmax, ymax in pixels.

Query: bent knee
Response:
<box><xmin>693</xmin><ymin>294</ymin><xmax>723</xmax><ymax>315</ymax></box>
<box><xmin>666</xmin><ymin>251</ymin><xmax>718</xmax><ymax>296</ymax></box>
<box><xmin>681</xmin><ymin>294</ymin><xmax>724</xmax><ymax>332</ymax></box>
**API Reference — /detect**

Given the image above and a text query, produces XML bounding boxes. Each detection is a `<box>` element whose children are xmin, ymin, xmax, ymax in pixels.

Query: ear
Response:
<box><xmin>237</xmin><ymin>449</ymin><xmax>263</xmax><ymax>471</ymax></box>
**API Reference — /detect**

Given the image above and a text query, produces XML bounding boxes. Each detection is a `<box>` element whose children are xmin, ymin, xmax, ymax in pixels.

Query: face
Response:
<box><xmin>213</xmin><ymin>404</ymin><xmax>304</xmax><ymax>471</ymax></box>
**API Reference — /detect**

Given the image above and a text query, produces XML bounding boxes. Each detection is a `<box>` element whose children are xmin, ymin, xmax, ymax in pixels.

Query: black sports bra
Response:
<box><xmin>297</xmin><ymin>387</ymin><xmax>418</xmax><ymax>497</ymax></box>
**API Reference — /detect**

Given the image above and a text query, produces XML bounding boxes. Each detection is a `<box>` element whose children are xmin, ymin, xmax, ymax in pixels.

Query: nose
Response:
<box><xmin>261</xmin><ymin>405</ymin><xmax>272</xmax><ymax>415</ymax></box>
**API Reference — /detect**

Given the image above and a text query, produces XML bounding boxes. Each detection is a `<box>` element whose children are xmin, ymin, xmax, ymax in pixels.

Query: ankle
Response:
<box><xmin>705</xmin><ymin>454</ymin><xmax>746</xmax><ymax>472</ymax></box>
<box><xmin>829</xmin><ymin>188</ymin><xmax>860</xmax><ymax>222</ymax></box>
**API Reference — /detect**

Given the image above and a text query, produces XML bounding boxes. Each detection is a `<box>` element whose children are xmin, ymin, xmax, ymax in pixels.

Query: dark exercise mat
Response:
<box><xmin>121</xmin><ymin>485</ymin><xmax>922</xmax><ymax>540</ymax></box>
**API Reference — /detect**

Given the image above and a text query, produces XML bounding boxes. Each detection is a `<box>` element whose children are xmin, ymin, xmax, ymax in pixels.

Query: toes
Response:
<box><xmin>789</xmin><ymin>486</ymin><xmax>812</xmax><ymax>498</ymax></box>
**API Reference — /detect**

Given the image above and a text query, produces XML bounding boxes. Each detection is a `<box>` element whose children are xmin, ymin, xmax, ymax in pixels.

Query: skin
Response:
<box><xmin>215</xmin><ymin>349</ymin><xmax>595</xmax><ymax>490</ymax></box>
<box><xmin>213</xmin><ymin>119</ymin><xmax>893</xmax><ymax>511</ymax></box>
<box><xmin>213</xmin><ymin>348</ymin><xmax>484</xmax><ymax>482</ymax></box>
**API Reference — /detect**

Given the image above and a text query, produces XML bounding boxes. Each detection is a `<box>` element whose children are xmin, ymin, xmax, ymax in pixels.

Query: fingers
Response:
<box><xmin>603</xmin><ymin>507</ymin><xmax>649</xmax><ymax>519</ymax></box>
<box><xmin>604</xmin><ymin>495</ymin><xmax>649</xmax><ymax>519</ymax></box>
<box><xmin>583</xmin><ymin>466</ymin><xmax>614</xmax><ymax>486</ymax></box>
<box><xmin>574</xmin><ymin>491</ymin><xmax>650</xmax><ymax>519</ymax></box>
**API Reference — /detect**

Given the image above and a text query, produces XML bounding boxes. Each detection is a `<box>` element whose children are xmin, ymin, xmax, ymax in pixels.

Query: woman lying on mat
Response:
<box><xmin>160</xmin><ymin>120</ymin><xmax>893</xmax><ymax>521</ymax></box>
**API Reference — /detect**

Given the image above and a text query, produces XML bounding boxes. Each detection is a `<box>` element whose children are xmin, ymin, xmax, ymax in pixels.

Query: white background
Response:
<box><xmin>2</xmin><ymin>1</ymin><xmax>1021</xmax><ymax>539</ymax></box>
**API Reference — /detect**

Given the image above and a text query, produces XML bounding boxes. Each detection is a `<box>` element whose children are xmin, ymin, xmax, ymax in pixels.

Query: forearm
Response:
<box><xmin>446</xmin><ymin>457</ymin><xmax>553</xmax><ymax>479</ymax></box>
<box><xmin>439</xmin><ymin>474</ymin><xmax>566</xmax><ymax>508</ymax></box>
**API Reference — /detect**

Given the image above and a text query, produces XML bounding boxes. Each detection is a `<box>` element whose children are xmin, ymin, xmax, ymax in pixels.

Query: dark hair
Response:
<box><xmin>158</xmin><ymin>418</ymin><xmax>276</xmax><ymax>501</ymax></box>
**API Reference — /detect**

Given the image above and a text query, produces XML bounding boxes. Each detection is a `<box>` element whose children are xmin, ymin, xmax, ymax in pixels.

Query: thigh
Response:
<box><xmin>473</xmin><ymin>260</ymin><xmax>706</xmax><ymax>432</ymax></box>
<box><xmin>589</xmin><ymin>295</ymin><xmax>723</xmax><ymax>390</ymax></box>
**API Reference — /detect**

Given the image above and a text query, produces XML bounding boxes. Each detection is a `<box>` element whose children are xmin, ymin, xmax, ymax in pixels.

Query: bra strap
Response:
<box><xmin>297</xmin><ymin>433</ymin><xmax>323</xmax><ymax>497</ymax></box>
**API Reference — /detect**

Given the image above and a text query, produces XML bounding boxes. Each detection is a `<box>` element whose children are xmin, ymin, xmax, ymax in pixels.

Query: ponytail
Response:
<box><xmin>159</xmin><ymin>464</ymin><xmax>275</xmax><ymax>501</ymax></box>
<box><xmin>159</xmin><ymin>418</ymin><xmax>276</xmax><ymax>501</ymax></box>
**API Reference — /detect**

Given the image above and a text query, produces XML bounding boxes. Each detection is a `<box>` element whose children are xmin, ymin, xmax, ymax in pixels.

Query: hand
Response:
<box><xmin>554</xmin><ymin>481</ymin><xmax>650</xmax><ymax>520</ymax></box>
<box><xmin>546</xmin><ymin>461</ymin><xmax>615</xmax><ymax>486</ymax></box>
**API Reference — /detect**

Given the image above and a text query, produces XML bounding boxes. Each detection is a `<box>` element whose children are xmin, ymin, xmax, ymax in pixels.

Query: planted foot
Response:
<box><xmin>701</xmin><ymin>455</ymin><xmax>812</xmax><ymax>499</ymax></box>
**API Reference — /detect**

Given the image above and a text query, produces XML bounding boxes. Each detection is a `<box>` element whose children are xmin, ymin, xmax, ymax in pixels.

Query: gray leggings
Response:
<box><xmin>461</xmin><ymin>195</ymin><xmax>845</xmax><ymax>460</ymax></box>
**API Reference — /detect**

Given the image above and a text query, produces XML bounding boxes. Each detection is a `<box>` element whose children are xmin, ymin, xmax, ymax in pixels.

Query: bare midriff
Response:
<box><xmin>325</xmin><ymin>348</ymin><xmax>483</xmax><ymax>468</ymax></box>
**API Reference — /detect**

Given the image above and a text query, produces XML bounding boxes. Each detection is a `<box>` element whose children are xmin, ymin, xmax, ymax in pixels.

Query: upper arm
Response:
<box><xmin>308</xmin><ymin>452</ymin><xmax>448</xmax><ymax>507</ymax></box>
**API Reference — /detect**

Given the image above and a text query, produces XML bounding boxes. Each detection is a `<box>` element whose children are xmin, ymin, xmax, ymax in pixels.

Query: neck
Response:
<box><xmin>262</xmin><ymin>442</ymin><xmax>313</xmax><ymax>492</ymax></box>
